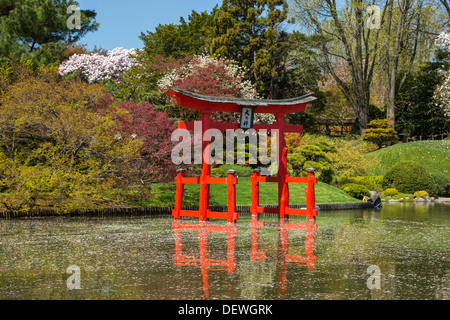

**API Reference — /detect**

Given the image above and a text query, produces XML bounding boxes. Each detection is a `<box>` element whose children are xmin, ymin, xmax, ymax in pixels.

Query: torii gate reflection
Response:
<box><xmin>250</xmin><ymin>216</ymin><xmax>317</xmax><ymax>296</ymax></box>
<box><xmin>173</xmin><ymin>217</ymin><xmax>317</xmax><ymax>299</ymax></box>
<box><xmin>172</xmin><ymin>220</ymin><xmax>237</xmax><ymax>299</ymax></box>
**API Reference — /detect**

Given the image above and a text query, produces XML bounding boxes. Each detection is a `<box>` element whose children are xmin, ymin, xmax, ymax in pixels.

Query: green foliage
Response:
<box><xmin>381</xmin><ymin>192</ymin><xmax>413</xmax><ymax>201</ymax></box>
<box><xmin>218</xmin><ymin>164</ymin><xmax>253</xmax><ymax>177</ymax></box>
<box><xmin>308</xmin><ymin>140</ymin><xmax>337</xmax><ymax>153</ymax></box>
<box><xmin>394</xmin><ymin>54</ymin><xmax>450</xmax><ymax>137</ymax></box>
<box><xmin>338</xmin><ymin>176</ymin><xmax>384</xmax><ymax>192</ymax></box>
<box><xmin>287</xmin><ymin>153</ymin><xmax>306</xmax><ymax>170</ymax></box>
<box><xmin>367</xmin><ymin>119</ymin><xmax>393</xmax><ymax>129</ymax></box>
<box><xmin>383</xmin><ymin>188</ymin><xmax>399</xmax><ymax>197</ymax></box>
<box><xmin>118</xmin><ymin>9</ymin><xmax>217</xmax><ymax>103</ymax></box>
<box><xmin>209</xmin><ymin>0</ymin><xmax>290</xmax><ymax>98</ymax></box>
<box><xmin>115</xmin><ymin>53</ymin><xmax>191</xmax><ymax>103</ymax></box>
<box><xmin>287</xmin><ymin>143</ymin><xmax>333</xmax><ymax>183</ymax></box>
<box><xmin>276</xmin><ymin>32</ymin><xmax>325</xmax><ymax>100</ymax></box>
<box><xmin>0</xmin><ymin>0</ymin><xmax>98</xmax><ymax>63</ymax></box>
<box><xmin>382</xmin><ymin>161</ymin><xmax>437</xmax><ymax>196</ymax></box>
<box><xmin>286</xmin><ymin>134</ymin><xmax>381</xmax><ymax>185</ymax></box>
<box><xmin>431</xmin><ymin>173</ymin><xmax>450</xmax><ymax>197</ymax></box>
<box><xmin>414</xmin><ymin>191</ymin><xmax>429</xmax><ymax>198</ymax></box>
<box><xmin>211</xmin><ymin>167</ymin><xmax>225</xmax><ymax>178</ymax></box>
<box><xmin>362</xmin><ymin>119</ymin><xmax>399</xmax><ymax>148</ymax></box>
<box><xmin>0</xmin><ymin>146</ymin><xmax>113</xmax><ymax>212</ymax></box>
<box><xmin>140</xmin><ymin>10</ymin><xmax>215</xmax><ymax>58</ymax></box>
<box><xmin>303</xmin><ymin>134</ymin><xmax>378</xmax><ymax>180</ymax></box>
<box><xmin>340</xmin><ymin>183</ymin><xmax>371</xmax><ymax>200</ymax></box>
<box><xmin>0</xmin><ymin>65</ymin><xmax>141</xmax><ymax>212</ymax></box>
<box><xmin>365</xmin><ymin>140</ymin><xmax>450</xmax><ymax>196</ymax></box>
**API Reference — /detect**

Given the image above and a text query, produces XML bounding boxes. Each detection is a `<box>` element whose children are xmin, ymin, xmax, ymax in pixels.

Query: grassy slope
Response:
<box><xmin>150</xmin><ymin>177</ymin><xmax>360</xmax><ymax>207</ymax></box>
<box><xmin>365</xmin><ymin>140</ymin><xmax>450</xmax><ymax>180</ymax></box>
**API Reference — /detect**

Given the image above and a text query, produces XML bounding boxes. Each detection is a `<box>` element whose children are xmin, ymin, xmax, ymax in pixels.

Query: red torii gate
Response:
<box><xmin>166</xmin><ymin>87</ymin><xmax>318</xmax><ymax>223</ymax></box>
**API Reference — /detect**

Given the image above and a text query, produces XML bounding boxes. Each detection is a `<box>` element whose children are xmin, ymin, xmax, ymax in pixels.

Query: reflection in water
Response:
<box><xmin>277</xmin><ymin>218</ymin><xmax>317</xmax><ymax>296</ymax></box>
<box><xmin>173</xmin><ymin>217</ymin><xmax>318</xmax><ymax>299</ymax></box>
<box><xmin>172</xmin><ymin>221</ymin><xmax>237</xmax><ymax>299</ymax></box>
<box><xmin>0</xmin><ymin>205</ymin><xmax>447</xmax><ymax>300</ymax></box>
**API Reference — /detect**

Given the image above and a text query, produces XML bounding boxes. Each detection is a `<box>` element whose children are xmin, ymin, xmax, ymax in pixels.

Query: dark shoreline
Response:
<box><xmin>0</xmin><ymin>202</ymin><xmax>376</xmax><ymax>219</ymax></box>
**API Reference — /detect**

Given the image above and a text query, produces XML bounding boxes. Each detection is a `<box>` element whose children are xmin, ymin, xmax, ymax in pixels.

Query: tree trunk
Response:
<box><xmin>386</xmin><ymin>86</ymin><xmax>396</xmax><ymax>128</ymax></box>
<box><xmin>382</xmin><ymin>0</ymin><xmax>420</xmax><ymax>129</ymax></box>
<box><xmin>358</xmin><ymin>103</ymin><xmax>369</xmax><ymax>135</ymax></box>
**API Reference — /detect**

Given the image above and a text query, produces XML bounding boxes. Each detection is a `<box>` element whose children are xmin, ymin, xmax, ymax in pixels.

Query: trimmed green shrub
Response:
<box><xmin>211</xmin><ymin>168</ymin><xmax>225</xmax><ymax>178</ymax></box>
<box><xmin>219</xmin><ymin>164</ymin><xmax>253</xmax><ymax>177</ymax></box>
<box><xmin>338</xmin><ymin>176</ymin><xmax>383</xmax><ymax>191</ymax></box>
<box><xmin>389</xmin><ymin>192</ymin><xmax>413</xmax><ymax>201</ymax></box>
<box><xmin>383</xmin><ymin>188</ymin><xmax>399</xmax><ymax>197</ymax></box>
<box><xmin>431</xmin><ymin>173</ymin><xmax>450</xmax><ymax>197</ymax></box>
<box><xmin>382</xmin><ymin>161</ymin><xmax>437</xmax><ymax>196</ymax></box>
<box><xmin>287</xmin><ymin>144</ymin><xmax>334</xmax><ymax>183</ymax></box>
<box><xmin>362</xmin><ymin>119</ymin><xmax>399</xmax><ymax>148</ymax></box>
<box><xmin>414</xmin><ymin>190</ymin><xmax>429</xmax><ymax>198</ymax></box>
<box><xmin>340</xmin><ymin>183</ymin><xmax>371</xmax><ymax>200</ymax></box>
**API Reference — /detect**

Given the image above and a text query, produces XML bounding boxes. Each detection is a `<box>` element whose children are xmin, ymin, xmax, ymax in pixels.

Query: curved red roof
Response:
<box><xmin>165</xmin><ymin>87</ymin><xmax>316</xmax><ymax>114</ymax></box>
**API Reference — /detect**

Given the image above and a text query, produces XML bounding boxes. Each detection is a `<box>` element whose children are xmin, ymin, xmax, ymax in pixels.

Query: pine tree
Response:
<box><xmin>0</xmin><ymin>0</ymin><xmax>98</xmax><ymax>55</ymax></box>
<box><xmin>209</xmin><ymin>0</ymin><xmax>288</xmax><ymax>98</ymax></box>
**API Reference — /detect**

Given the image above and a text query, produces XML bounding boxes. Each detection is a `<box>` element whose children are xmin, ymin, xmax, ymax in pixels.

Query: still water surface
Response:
<box><xmin>0</xmin><ymin>203</ymin><xmax>448</xmax><ymax>300</ymax></box>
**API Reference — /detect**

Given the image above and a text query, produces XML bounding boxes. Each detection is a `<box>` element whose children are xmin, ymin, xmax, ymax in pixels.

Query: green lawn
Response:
<box><xmin>150</xmin><ymin>177</ymin><xmax>360</xmax><ymax>207</ymax></box>
<box><xmin>365</xmin><ymin>140</ymin><xmax>450</xmax><ymax>191</ymax></box>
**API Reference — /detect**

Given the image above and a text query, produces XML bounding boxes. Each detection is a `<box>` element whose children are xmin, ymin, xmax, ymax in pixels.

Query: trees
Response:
<box><xmin>115</xmin><ymin>54</ymin><xmax>191</xmax><ymax>103</ymax></box>
<box><xmin>291</xmin><ymin>0</ymin><xmax>445</xmax><ymax>133</ymax></box>
<box><xmin>140</xmin><ymin>10</ymin><xmax>216</xmax><ymax>58</ymax></box>
<box><xmin>290</xmin><ymin>0</ymin><xmax>385</xmax><ymax>134</ymax></box>
<box><xmin>117</xmin><ymin>100</ymin><xmax>177</xmax><ymax>184</ymax></box>
<box><xmin>320</xmin><ymin>78</ymin><xmax>355</xmax><ymax>132</ymax></box>
<box><xmin>438</xmin><ymin>0</ymin><xmax>450</xmax><ymax>20</ymax></box>
<box><xmin>275</xmin><ymin>32</ymin><xmax>325</xmax><ymax>99</ymax></box>
<box><xmin>362</xmin><ymin>119</ymin><xmax>399</xmax><ymax>148</ymax></box>
<box><xmin>209</xmin><ymin>0</ymin><xmax>289</xmax><ymax>98</ymax></box>
<box><xmin>116</xmin><ymin>9</ymin><xmax>219</xmax><ymax>104</ymax></box>
<box><xmin>434</xmin><ymin>31</ymin><xmax>450</xmax><ymax>118</ymax></box>
<box><xmin>395</xmin><ymin>56</ymin><xmax>449</xmax><ymax>136</ymax></box>
<box><xmin>287</xmin><ymin>144</ymin><xmax>334</xmax><ymax>182</ymax></box>
<box><xmin>157</xmin><ymin>54</ymin><xmax>258</xmax><ymax>99</ymax></box>
<box><xmin>379</xmin><ymin>0</ymin><xmax>441</xmax><ymax>128</ymax></box>
<box><xmin>0</xmin><ymin>65</ymin><xmax>141</xmax><ymax>211</ymax></box>
<box><xmin>59</xmin><ymin>47</ymin><xmax>137</xmax><ymax>84</ymax></box>
<box><xmin>0</xmin><ymin>0</ymin><xmax>98</xmax><ymax>59</ymax></box>
<box><xmin>157</xmin><ymin>54</ymin><xmax>267</xmax><ymax>123</ymax></box>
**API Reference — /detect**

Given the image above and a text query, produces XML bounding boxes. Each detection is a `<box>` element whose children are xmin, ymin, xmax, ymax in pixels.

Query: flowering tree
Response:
<box><xmin>117</xmin><ymin>100</ymin><xmax>177</xmax><ymax>184</ymax></box>
<box><xmin>435</xmin><ymin>32</ymin><xmax>450</xmax><ymax>118</ymax></box>
<box><xmin>59</xmin><ymin>47</ymin><xmax>137</xmax><ymax>84</ymax></box>
<box><xmin>158</xmin><ymin>54</ymin><xmax>274</xmax><ymax>124</ymax></box>
<box><xmin>158</xmin><ymin>54</ymin><xmax>258</xmax><ymax>99</ymax></box>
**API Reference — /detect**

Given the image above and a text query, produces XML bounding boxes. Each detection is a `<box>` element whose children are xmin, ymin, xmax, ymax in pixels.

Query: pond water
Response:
<box><xmin>0</xmin><ymin>203</ymin><xmax>448</xmax><ymax>300</ymax></box>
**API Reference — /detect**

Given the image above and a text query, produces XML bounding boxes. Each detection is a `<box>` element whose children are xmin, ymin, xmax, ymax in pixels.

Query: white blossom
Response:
<box><xmin>434</xmin><ymin>32</ymin><xmax>450</xmax><ymax>118</ymax></box>
<box><xmin>59</xmin><ymin>47</ymin><xmax>137</xmax><ymax>83</ymax></box>
<box><xmin>158</xmin><ymin>54</ymin><xmax>275</xmax><ymax>124</ymax></box>
<box><xmin>157</xmin><ymin>54</ymin><xmax>259</xmax><ymax>99</ymax></box>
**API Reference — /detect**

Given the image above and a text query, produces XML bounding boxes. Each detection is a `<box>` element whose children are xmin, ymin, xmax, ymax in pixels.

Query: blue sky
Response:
<box><xmin>76</xmin><ymin>0</ymin><xmax>221</xmax><ymax>51</ymax></box>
